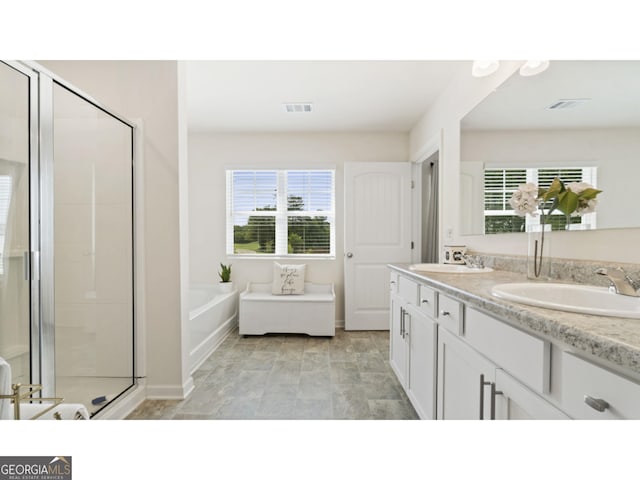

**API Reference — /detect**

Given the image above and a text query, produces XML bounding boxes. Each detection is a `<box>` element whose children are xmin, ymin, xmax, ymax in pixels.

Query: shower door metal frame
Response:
<box><xmin>16</xmin><ymin>61</ymin><xmax>138</xmax><ymax>401</ymax></box>
<box><xmin>38</xmin><ymin>72</ymin><xmax>55</xmax><ymax>396</ymax></box>
<box><xmin>1</xmin><ymin>61</ymin><xmax>42</xmax><ymax>390</ymax></box>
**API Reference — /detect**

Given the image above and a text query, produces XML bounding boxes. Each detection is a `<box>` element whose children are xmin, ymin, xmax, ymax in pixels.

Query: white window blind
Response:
<box><xmin>0</xmin><ymin>175</ymin><xmax>12</xmax><ymax>275</ymax></box>
<box><xmin>483</xmin><ymin>167</ymin><xmax>597</xmax><ymax>234</ymax></box>
<box><xmin>226</xmin><ymin>169</ymin><xmax>335</xmax><ymax>256</ymax></box>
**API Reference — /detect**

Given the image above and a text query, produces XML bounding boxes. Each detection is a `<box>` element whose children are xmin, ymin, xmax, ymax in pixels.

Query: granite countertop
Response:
<box><xmin>389</xmin><ymin>263</ymin><xmax>640</xmax><ymax>378</ymax></box>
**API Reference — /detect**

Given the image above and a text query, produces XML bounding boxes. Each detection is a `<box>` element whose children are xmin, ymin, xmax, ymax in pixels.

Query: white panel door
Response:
<box><xmin>344</xmin><ymin>162</ymin><xmax>412</xmax><ymax>330</ymax></box>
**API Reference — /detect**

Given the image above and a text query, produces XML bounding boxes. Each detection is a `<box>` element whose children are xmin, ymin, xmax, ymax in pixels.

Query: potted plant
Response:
<box><xmin>218</xmin><ymin>263</ymin><xmax>233</xmax><ymax>293</ymax></box>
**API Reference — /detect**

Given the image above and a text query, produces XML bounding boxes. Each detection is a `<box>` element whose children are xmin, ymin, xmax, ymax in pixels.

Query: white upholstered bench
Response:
<box><xmin>239</xmin><ymin>282</ymin><xmax>335</xmax><ymax>336</ymax></box>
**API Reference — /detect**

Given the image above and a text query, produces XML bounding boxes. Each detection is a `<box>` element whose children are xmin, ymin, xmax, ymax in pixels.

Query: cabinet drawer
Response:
<box><xmin>562</xmin><ymin>352</ymin><xmax>640</xmax><ymax>419</ymax></box>
<box><xmin>464</xmin><ymin>307</ymin><xmax>550</xmax><ymax>394</ymax></box>
<box><xmin>419</xmin><ymin>284</ymin><xmax>436</xmax><ymax>318</ymax></box>
<box><xmin>437</xmin><ymin>294</ymin><xmax>463</xmax><ymax>336</ymax></box>
<box><xmin>398</xmin><ymin>275</ymin><xmax>419</xmax><ymax>305</ymax></box>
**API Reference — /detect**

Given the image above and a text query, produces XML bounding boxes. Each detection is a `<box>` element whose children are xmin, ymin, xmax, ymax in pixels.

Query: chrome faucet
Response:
<box><xmin>461</xmin><ymin>254</ymin><xmax>485</xmax><ymax>269</ymax></box>
<box><xmin>595</xmin><ymin>267</ymin><xmax>640</xmax><ymax>297</ymax></box>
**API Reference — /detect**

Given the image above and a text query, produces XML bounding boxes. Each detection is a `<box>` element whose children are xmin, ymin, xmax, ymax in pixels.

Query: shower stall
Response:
<box><xmin>0</xmin><ymin>61</ymin><xmax>137</xmax><ymax>417</ymax></box>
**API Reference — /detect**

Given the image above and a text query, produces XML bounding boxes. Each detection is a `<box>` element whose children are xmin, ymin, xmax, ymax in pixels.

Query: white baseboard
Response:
<box><xmin>146</xmin><ymin>378</ymin><xmax>194</xmax><ymax>400</ymax></box>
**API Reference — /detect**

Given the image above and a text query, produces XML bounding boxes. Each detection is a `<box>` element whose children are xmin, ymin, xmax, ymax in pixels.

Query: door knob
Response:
<box><xmin>346</xmin><ymin>252</ymin><xmax>353</xmax><ymax>258</ymax></box>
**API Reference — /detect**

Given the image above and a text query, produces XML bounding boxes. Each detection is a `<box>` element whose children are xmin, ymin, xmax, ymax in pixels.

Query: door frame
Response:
<box><xmin>411</xmin><ymin>130</ymin><xmax>443</xmax><ymax>264</ymax></box>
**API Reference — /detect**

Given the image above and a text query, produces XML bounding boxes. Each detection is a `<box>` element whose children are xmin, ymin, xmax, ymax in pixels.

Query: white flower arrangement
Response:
<box><xmin>509</xmin><ymin>177</ymin><xmax>602</xmax><ymax>221</ymax></box>
<box><xmin>509</xmin><ymin>177</ymin><xmax>603</xmax><ymax>278</ymax></box>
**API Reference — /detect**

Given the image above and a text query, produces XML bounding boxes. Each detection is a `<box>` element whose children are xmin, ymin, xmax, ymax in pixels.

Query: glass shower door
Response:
<box><xmin>0</xmin><ymin>62</ymin><xmax>34</xmax><ymax>389</ymax></box>
<box><xmin>51</xmin><ymin>82</ymin><xmax>135</xmax><ymax>416</ymax></box>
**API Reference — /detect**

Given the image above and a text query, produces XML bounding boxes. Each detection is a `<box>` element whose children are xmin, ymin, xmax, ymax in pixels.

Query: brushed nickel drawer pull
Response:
<box><xmin>479</xmin><ymin>374</ymin><xmax>491</xmax><ymax>420</ymax></box>
<box><xmin>584</xmin><ymin>395</ymin><xmax>609</xmax><ymax>412</ymax></box>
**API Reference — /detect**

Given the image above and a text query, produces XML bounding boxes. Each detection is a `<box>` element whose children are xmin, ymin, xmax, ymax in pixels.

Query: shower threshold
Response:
<box><xmin>55</xmin><ymin>376</ymin><xmax>135</xmax><ymax>417</ymax></box>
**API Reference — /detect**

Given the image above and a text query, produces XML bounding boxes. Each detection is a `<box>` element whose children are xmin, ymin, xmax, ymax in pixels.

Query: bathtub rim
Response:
<box><xmin>189</xmin><ymin>283</ymin><xmax>237</xmax><ymax>320</ymax></box>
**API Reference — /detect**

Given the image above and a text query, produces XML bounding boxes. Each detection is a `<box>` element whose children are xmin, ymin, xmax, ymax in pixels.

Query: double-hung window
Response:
<box><xmin>484</xmin><ymin>166</ymin><xmax>597</xmax><ymax>234</ymax></box>
<box><xmin>226</xmin><ymin>169</ymin><xmax>335</xmax><ymax>257</ymax></box>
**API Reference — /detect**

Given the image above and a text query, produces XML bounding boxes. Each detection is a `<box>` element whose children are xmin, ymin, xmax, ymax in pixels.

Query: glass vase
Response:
<box><xmin>527</xmin><ymin>224</ymin><xmax>552</xmax><ymax>280</ymax></box>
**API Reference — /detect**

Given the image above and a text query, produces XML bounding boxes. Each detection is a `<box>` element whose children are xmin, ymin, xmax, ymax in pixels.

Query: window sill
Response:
<box><xmin>228</xmin><ymin>254</ymin><xmax>336</xmax><ymax>261</ymax></box>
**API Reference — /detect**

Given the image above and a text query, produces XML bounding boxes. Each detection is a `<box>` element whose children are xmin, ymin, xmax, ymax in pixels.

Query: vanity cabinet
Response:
<box><xmin>390</xmin><ymin>267</ymin><xmax>605</xmax><ymax>420</ymax></box>
<box><xmin>389</xmin><ymin>274</ymin><xmax>437</xmax><ymax>419</ymax></box>
<box><xmin>437</xmin><ymin>320</ymin><xmax>567</xmax><ymax>420</ymax></box>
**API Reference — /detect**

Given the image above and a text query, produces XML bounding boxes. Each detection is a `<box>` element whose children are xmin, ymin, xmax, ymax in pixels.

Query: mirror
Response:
<box><xmin>460</xmin><ymin>60</ymin><xmax>640</xmax><ymax>235</ymax></box>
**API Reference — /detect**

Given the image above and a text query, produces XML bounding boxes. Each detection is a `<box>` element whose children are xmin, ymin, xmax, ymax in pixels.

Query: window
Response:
<box><xmin>226</xmin><ymin>169</ymin><xmax>335</xmax><ymax>257</ymax></box>
<box><xmin>484</xmin><ymin>166</ymin><xmax>597</xmax><ymax>234</ymax></box>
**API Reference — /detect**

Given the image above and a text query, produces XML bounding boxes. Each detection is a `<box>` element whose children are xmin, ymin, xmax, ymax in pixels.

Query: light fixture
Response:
<box><xmin>471</xmin><ymin>61</ymin><xmax>500</xmax><ymax>78</ymax></box>
<box><xmin>519</xmin><ymin>60</ymin><xmax>550</xmax><ymax>77</ymax></box>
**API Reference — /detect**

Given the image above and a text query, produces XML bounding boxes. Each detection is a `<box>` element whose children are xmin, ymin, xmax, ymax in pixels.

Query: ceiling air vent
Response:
<box><xmin>283</xmin><ymin>102</ymin><xmax>313</xmax><ymax>113</ymax></box>
<box><xmin>547</xmin><ymin>98</ymin><xmax>591</xmax><ymax>110</ymax></box>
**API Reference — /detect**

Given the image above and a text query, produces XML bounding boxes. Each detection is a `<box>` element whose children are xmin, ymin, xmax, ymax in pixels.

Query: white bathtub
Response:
<box><xmin>189</xmin><ymin>284</ymin><xmax>238</xmax><ymax>374</ymax></box>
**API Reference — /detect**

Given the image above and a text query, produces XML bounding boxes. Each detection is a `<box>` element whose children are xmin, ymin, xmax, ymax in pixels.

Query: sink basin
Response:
<box><xmin>491</xmin><ymin>282</ymin><xmax>640</xmax><ymax>319</ymax></box>
<box><xmin>409</xmin><ymin>263</ymin><xmax>494</xmax><ymax>274</ymax></box>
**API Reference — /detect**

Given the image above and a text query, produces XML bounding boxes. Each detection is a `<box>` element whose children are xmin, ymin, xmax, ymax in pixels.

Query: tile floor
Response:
<box><xmin>126</xmin><ymin>328</ymin><xmax>418</xmax><ymax>420</ymax></box>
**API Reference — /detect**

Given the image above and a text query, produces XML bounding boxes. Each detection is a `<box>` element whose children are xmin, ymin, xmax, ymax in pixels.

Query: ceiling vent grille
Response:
<box><xmin>547</xmin><ymin>98</ymin><xmax>591</xmax><ymax>110</ymax></box>
<box><xmin>283</xmin><ymin>103</ymin><xmax>313</xmax><ymax>113</ymax></box>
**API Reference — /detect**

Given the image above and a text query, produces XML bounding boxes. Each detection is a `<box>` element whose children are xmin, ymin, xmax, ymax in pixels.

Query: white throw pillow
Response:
<box><xmin>272</xmin><ymin>262</ymin><xmax>306</xmax><ymax>295</ymax></box>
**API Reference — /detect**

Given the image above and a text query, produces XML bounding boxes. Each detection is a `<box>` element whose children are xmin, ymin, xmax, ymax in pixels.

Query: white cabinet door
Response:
<box><xmin>405</xmin><ymin>304</ymin><xmax>437</xmax><ymax>420</ymax></box>
<box><xmin>494</xmin><ymin>369</ymin><xmax>569</xmax><ymax>420</ymax></box>
<box><xmin>389</xmin><ymin>293</ymin><xmax>408</xmax><ymax>387</ymax></box>
<box><xmin>437</xmin><ymin>328</ymin><xmax>496</xmax><ymax>420</ymax></box>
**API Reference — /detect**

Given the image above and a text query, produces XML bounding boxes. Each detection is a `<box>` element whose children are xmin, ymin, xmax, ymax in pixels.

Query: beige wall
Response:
<box><xmin>40</xmin><ymin>61</ymin><xmax>187</xmax><ymax>395</ymax></box>
<box><xmin>188</xmin><ymin>132</ymin><xmax>409</xmax><ymax>322</ymax></box>
<box><xmin>410</xmin><ymin>62</ymin><xmax>640</xmax><ymax>264</ymax></box>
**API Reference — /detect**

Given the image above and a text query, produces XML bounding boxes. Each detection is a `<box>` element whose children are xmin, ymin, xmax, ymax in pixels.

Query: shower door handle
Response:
<box><xmin>24</xmin><ymin>251</ymin><xmax>30</xmax><ymax>280</ymax></box>
<box><xmin>23</xmin><ymin>251</ymin><xmax>40</xmax><ymax>281</ymax></box>
<box><xmin>32</xmin><ymin>251</ymin><xmax>40</xmax><ymax>281</ymax></box>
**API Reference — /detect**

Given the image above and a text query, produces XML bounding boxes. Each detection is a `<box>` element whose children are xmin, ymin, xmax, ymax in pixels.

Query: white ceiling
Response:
<box><xmin>462</xmin><ymin>60</ymin><xmax>640</xmax><ymax>130</ymax></box>
<box><xmin>185</xmin><ymin>61</ymin><xmax>467</xmax><ymax>133</ymax></box>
